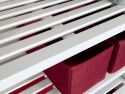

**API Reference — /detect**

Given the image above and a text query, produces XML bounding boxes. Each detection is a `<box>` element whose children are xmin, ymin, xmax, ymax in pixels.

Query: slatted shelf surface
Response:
<box><xmin>95</xmin><ymin>75</ymin><xmax>125</xmax><ymax>94</ymax></box>
<box><xmin>113</xmin><ymin>85</ymin><xmax>125</xmax><ymax>94</ymax></box>
<box><xmin>96</xmin><ymin>77</ymin><xmax>124</xmax><ymax>94</ymax></box>
<box><xmin>0</xmin><ymin>0</ymin><xmax>10</xmax><ymax>3</ymax></box>
<box><xmin>0</xmin><ymin>0</ymin><xmax>41</xmax><ymax>11</ymax></box>
<box><xmin>19</xmin><ymin>78</ymin><xmax>52</xmax><ymax>94</ymax></box>
<box><xmin>46</xmin><ymin>87</ymin><xmax>61</xmax><ymax>94</ymax></box>
<box><xmin>1</xmin><ymin>0</ymin><xmax>125</xmax><ymax>94</ymax></box>
<box><xmin>0</xmin><ymin>0</ymin><xmax>69</xmax><ymax>20</ymax></box>
<box><xmin>85</xmin><ymin>67</ymin><xmax>125</xmax><ymax>94</ymax></box>
<box><xmin>5</xmin><ymin>72</ymin><xmax>61</xmax><ymax>94</ymax></box>
<box><xmin>3</xmin><ymin>72</ymin><xmax>46</xmax><ymax>94</ymax></box>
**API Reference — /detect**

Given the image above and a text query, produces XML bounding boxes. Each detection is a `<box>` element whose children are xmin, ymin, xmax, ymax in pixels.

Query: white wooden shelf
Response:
<box><xmin>0</xmin><ymin>0</ymin><xmax>125</xmax><ymax>94</ymax></box>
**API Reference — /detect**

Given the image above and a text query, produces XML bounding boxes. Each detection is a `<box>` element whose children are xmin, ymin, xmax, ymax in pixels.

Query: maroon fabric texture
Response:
<box><xmin>45</xmin><ymin>41</ymin><xmax>113</xmax><ymax>94</ymax></box>
<box><xmin>108</xmin><ymin>33</ymin><xmax>125</xmax><ymax>73</ymax></box>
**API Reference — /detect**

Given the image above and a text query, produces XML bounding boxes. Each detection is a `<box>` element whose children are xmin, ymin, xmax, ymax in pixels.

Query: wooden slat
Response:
<box><xmin>121</xmin><ymin>74</ymin><xmax>125</xmax><ymax>80</ymax></box>
<box><xmin>0</xmin><ymin>0</ymin><xmax>68</xmax><ymax>20</ymax></box>
<box><xmin>0</xmin><ymin>14</ymin><xmax>125</xmax><ymax>93</ymax></box>
<box><xmin>0</xmin><ymin>0</ymin><xmax>95</xmax><ymax>30</ymax></box>
<box><xmin>96</xmin><ymin>77</ymin><xmax>124</xmax><ymax>94</ymax></box>
<box><xmin>1</xmin><ymin>1</ymin><xmax>125</xmax><ymax>94</ymax></box>
<box><xmin>2</xmin><ymin>72</ymin><xmax>46</xmax><ymax>94</ymax></box>
<box><xmin>0</xmin><ymin>1</ymin><xmax>112</xmax><ymax>45</ymax></box>
<box><xmin>0</xmin><ymin>0</ymin><xmax>10</xmax><ymax>3</ymax></box>
<box><xmin>113</xmin><ymin>85</ymin><xmax>125</xmax><ymax>94</ymax></box>
<box><xmin>0</xmin><ymin>52</ymin><xmax>26</xmax><ymax>65</ymax></box>
<box><xmin>0</xmin><ymin>0</ymin><xmax>40</xmax><ymax>11</ymax></box>
<box><xmin>0</xmin><ymin>5</ymin><xmax>124</xmax><ymax>62</ymax></box>
<box><xmin>46</xmin><ymin>88</ymin><xmax>61</xmax><ymax>94</ymax></box>
<box><xmin>19</xmin><ymin>78</ymin><xmax>52</xmax><ymax>94</ymax></box>
<box><xmin>62</xmin><ymin>33</ymin><xmax>75</xmax><ymax>39</ymax></box>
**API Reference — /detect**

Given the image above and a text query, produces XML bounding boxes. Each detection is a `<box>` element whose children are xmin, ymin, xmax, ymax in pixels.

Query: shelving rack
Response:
<box><xmin>0</xmin><ymin>0</ymin><xmax>125</xmax><ymax>94</ymax></box>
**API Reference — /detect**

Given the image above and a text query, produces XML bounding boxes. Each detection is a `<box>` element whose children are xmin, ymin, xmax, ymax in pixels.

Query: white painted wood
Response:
<box><xmin>0</xmin><ymin>0</ymin><xmax>40</xmax><ymax>11</ymax></box>
<box><xmin>0</xmin><ymin>38</ymin><xmax>18</xmax><ymax>48</ymax></box>
<box><xmin>0</xmin><ymin>52</ymin><xmax>26</xmax><ymax>65</ymax></box>
<box><xmin>62</xmin><ymin>33</ymin><xmax>75</xmax><ymax>39</ymax></box>
<box><xmin>0</xmin><ymin>0</ymin><xmax>95</xmax><ymax>30</ymax></box>
<box><xmin>113</xmin><ymin>85</ymin><xmax>125</xmax><ymax>94</ymax></box>
<box><xmin>47</xmin><ymin>88</ymin><xmax>61</xmax><ymax>94</ymax></box>
<box><xmin>19</xmin><ymin>78</ymin><xmax>52</xmax><ymax>94</ymax></box>
<box><xmin>0</xmin><ymin>0</ymin><xmax>68</xmax><ymax>20</ymax></box>
<box><xmin>0</xmin><ymin>0</ymin><xmax>10</xmax><ymax>3</ymax></box>
<box><xmin>96</xmin><ymin>77</ymin><xmax>125</xmax><ymax>94</ymax></box>
<box><xmin>1</xmin><ymin>0</ymin><xmax>125</xmax><ymax>93</ymax></box>
<box><xmin>0</xmin><ymin>5</ymin><xmax>124</xmax><ymax>62</ymax></box>
<box><xmin>0</xmin><ymin>1</ymin><xmax>112</xmax><ymax>45</ymax></box>
<box><xmin>2</xmin><ymin>72</ymin><xmax>46</xmax><ymax>94</ymax></box>
<box><xmin>1</xmin><ymin>14</ymin><xmax>125</xmax><ymax>93</ymax></box>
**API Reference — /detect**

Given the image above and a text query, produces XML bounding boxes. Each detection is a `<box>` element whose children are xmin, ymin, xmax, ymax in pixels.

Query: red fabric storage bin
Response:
<box><xmin>108</xmin><ymin>32</ymin><xmax>125</xmax><ymax>73</ymax></box>
<box><xmin>44</xmin><ymin>41</ymin><xmax>113</xmax><ymax>94</ymax></box>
